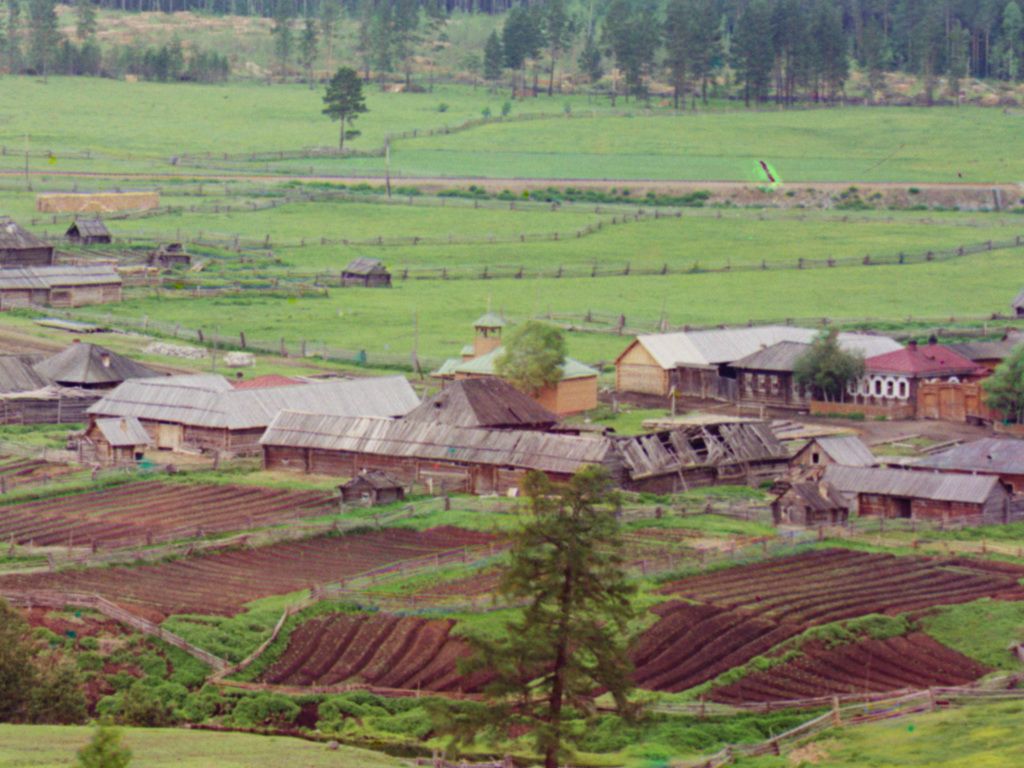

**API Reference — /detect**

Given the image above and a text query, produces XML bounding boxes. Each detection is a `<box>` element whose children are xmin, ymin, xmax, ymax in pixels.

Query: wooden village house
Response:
<box><xmin>65</xmin><ymin>218</ymin><xmax>111</xmax><ymax>245</ymax></box>
<box><xmin>339</xmin><ymin>471</ymin><xmax>405</xmax><ymax>506</ymax></box>
<box><xmin>790</xmin><ymin>435</ymin><xmax>876</xmax><ymax>469</ymax></box>
<box><xmin>148</xmin><ymin>243</ymin><xmax>192</xmax><ymax>270</ymax></box>
<box><xmin>0</xmin><ymin>265</ymin><xmax>122</xmax><ymax>309</ymax></box>
<box><xmin>772</xmin><ymin>479</ymin><xmax>849</xmax><ymax>526</ymax></box>
<box><xmin>912</xmin><ymin>438</ymin><xmax>1024</xmax><ymax>493</ymax></box>
<box><xmin>88</xmin><ymin>373</ymin><xmax>419</xmax><ymax>455</ymax></box>
<box><xmin>261</xmin><ymin>413</ymin><xmax>788</xmax><ymax>495</ymax></box>
<box><xmin>434</xmin><ymin>315</ymin><xmax>598</xmax><ymax>416</ymax></box>
<box><xmin>404</xmin><ymin>378</ymin><xmax>558</xmax><ymax>430</ymax></box>
<box><xmin>614</xmin><ymin>326</ymin><xmax>901</xmax><ymax>401</ymax></box>
<box><xmin>81</xmin><ymin>416</ymin><xmax>151</xmax><ymax>466</ymax></box>
<box><xmin>824</xmin><ymin>465</ymin><xmax>1012</xmax><ymax>524</ymax></box>
<box><xmin>32</xmin><ymin>341</ymin><xmax>160</xmax><ymax>391</ymax></box>
<box><xmin>342</xmin><ymin>257</ymin><xmax>391</xmax><ymax>288</ymax></box>
<box><xmin>0</xmin><ymin>218</ymin><xmax>54</xmax><ymax>267</ymax></box>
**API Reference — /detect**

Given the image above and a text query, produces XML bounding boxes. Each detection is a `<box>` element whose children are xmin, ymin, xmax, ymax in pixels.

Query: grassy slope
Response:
<box><xmin>0</xmin><ymin>724</ymin><xmax>401</xmax><ymax>767</ymax></box>
<box><xmin>921</xmin><ymin>599</ymin><xmax>1024</xmax><ymax>670</ymax></box>
<box><xmin>736</xmin><ymin>700</ymin><xmax>1024</xmax><ymax>768</ymax></box>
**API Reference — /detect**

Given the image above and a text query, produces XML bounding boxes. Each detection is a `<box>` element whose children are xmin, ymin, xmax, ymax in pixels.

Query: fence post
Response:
<box><xmin>831</xmin><ymin>696</ymin><xmax>841</xmax><ymax>726</ymax></box>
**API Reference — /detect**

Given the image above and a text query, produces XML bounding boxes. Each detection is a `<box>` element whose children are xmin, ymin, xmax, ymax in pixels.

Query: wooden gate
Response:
<box><xmin>156</xmin><ymin>422</ymin><xmax>183</xmax><ymax>450</ymax></box>
<box><xmin>917</xmin><ymin>382</ymin><xmax>995</xmax><ymax>423</ymax></box>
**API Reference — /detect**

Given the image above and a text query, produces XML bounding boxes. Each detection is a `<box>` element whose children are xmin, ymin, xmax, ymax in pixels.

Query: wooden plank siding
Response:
<box><xmin>615</xmin><ymin>341</ymin><xmax>669</xmax><ymax>396</ymax></box>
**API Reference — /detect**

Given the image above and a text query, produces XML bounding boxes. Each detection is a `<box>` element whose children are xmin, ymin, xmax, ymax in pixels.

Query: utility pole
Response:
<box><xmin>23</xmin><ymin>134</ymin><xmax>31</xmax><ymax>191</ymax></box>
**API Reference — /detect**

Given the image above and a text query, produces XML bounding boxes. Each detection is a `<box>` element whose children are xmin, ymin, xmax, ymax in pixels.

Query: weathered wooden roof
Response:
<box><xmin>801</xmin><ymin>435</ymin><xmax>876</xmax><ymax>467</ymax></box>
<box><xmin>616</xmin><ymin>421</ymin><xmax>788</xmax><ymax>479</ymax></box>
<box><xmin>262</xmin><ymin>412</ymin><xmax>619</xmax><ymax>475</ymax></box>
<box><xmin>94</xmin><ymin>416</ymin><xmax>151</xmax><ymax>447</ymax></box>
<box><xmin>947</xmin><ymin>340</ymin><xmax>1019</xmax><ymax>362</ymax></box>
<box><xmin>341</xmin><ymin>470</ymin><xmax>403</xmax><ymax>490</ymax></box>
<box><xmin>404</xmin><ymin>378</ymin><xmax>557</xmax><ymax>429</ymax></box>
<box><xmin>0</xmin><ymin>265</ymin><xmax>121</xmax><ymax>290</ymax></box>
<box><xmin>90</xmin><ymin>374</ymin><xmax>419</xmax><ymax>430</ymax></box>
<box><xmin>0</xmin><ymin>218</ymin><xmax>51</xmax><ymax>251</ymax></box>
<box><xmin>731</xmin><ymin>341</ymin><xmax>811</xmax><ymax>372</ymax></box>
<box><xmin>66</xmin><ymin>218</ymin><xmax>110</xmax><ymax>238</ymax></box>
<box><xmin>474</xmin><ymin>312</ymin><xmax>506</xmax><ymax>328</ymax></box>
<box><xmin>777</xmin><ymin>481</ymin><xmax>848</xmax><ymax>511</ymax></box>
<box><xmin>824</xmin><ymin>465</ymin><xmax>1003</xmax><ymax>504</ymax></box>
<box><xmin>914</xmin><ymin>438</ymin><xmax>1024</xmax><ymax>476</ymax></box>
<box><xmin>0</xmin><ymin>356</ymin><xmax>49</xmax><ymax>394</ymax></box>
<box><xmin>451</xmin><ymin>347</ymin><xmax>598</xmax><ymax>380</ymax></box>
<box><xmin>34</xmin><ymin>343</ymin><xmax>159</xmax><ymax>386</ymax></box>
<box><xmin>622</xmin><ymin>327</ymin><xmax>901</xmax><ymax>369</ymax></box>
<box><xmin>343</xmin><ymin>257</ymin><xmax>389</xmax><ymax>276</ymax></box>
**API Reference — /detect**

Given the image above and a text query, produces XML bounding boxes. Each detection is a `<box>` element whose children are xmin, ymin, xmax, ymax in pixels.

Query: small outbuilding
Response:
<box><xmin>148</xmin><ymin>243</ymin><xmax>192</xmax><ymax>270</ymax></box>
<box><xmin>65</xmin><ymin>218</ymin><xmax>112</xmax><ymax>245</ymax></box>
<box><xmin>0</xmin><ymin>265</ymin><xmax>122</xmax><ymax>309</ymax></box>
<box><xmin>342</xmin><ymin>257</ymin><xmax>391</xmax><ymax>288</ymax></box>
<box><xmin>404</xmin><ymin>378</ymin><xmax>558</xmax><ymax>430</ymax></box>
<box><xmin>772</xmin><ymin>480</ymin><xmax>849</xmax><ymax>527</ymax></box>
<box><xmin>339</xmin><ymin>470</ymin><xmax>405</xmax><ymax>506</ymax></box>
<box><xmin>790</xmin><ymin>435</ymin><xmax>876</xmax><ymax>469</ymax></box>
<box><xmin>0</xmin><ymin>217</ymin><xmax>54</xmax><ymax>267</ymax></box>
<box><xmin>912</xmin><ymin>438</ymin><xmax>1024</xmax><ymax>493</ymax></box>
<box><xmin>33</xmin><ymin>341</ymin><xmax>161</xmax><ymax>390</ymax></box>
<box><xmin>83</xmin><ymin>416</ymin><xmax>151</xmax><ymax>466</ymax></box>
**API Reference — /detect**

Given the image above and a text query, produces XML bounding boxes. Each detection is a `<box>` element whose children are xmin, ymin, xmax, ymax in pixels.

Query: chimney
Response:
<box><xmin>101</xmin><ymin>353</ymin><xmax>111</xmax><ymax>368</ymax></box>
<box><xmin>236</xmin><ymin>371</ymin><xmax>244</xmax><ymax>380</ymax></box>
<box><xmin>928</xmin><ymin>334</ymin><xmax>938</xmax><ymax>346</ymax></box>
<box><xmin>72</xmin><ymin>338</ymin><xmax>80</xmax><ymax>344</ymax></box>
<box><xmin>908</xmin><ymin>339</ymin><xmax>918</xmax><ymax>351</ymax></box>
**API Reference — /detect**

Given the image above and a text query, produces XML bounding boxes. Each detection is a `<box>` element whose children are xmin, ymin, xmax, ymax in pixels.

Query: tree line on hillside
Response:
<box><xmin>0</xmin><ymin>0</ymin><xmax>229</xmax><ymax>80</ymax></box>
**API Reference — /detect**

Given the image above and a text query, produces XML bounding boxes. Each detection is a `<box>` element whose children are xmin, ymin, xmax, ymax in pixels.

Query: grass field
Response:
<box><xmin>0</xmin><ymin>724</ymin><xmax>401</xmax><ymax>767</ymax></box>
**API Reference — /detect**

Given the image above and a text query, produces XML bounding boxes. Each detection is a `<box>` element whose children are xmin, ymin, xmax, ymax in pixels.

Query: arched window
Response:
<box><xmin>897</xmin><ymin>379</ymin><xmax>909</xmax><ymax>399</ymax></box>
<box><xmin>885</xmin><ymin>378</ymin><xmax>895</xmax><ymax>397</ymax></box>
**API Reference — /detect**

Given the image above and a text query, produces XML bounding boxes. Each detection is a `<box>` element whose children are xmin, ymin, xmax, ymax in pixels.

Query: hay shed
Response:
<box><xmin>0</xmin><ymin>217</ymin><xmax>54</xmax><ymax>267</ymax></box>
<box><xmin>65</xmin><ymin>218</ymin><xmax>112</xmax><ymax>245</ymax></box>
<box><xmin>342</xmin><ymin>257</ymin><xmax>391</xmax><ymax>288</ymax></box>
<box><xmin>340</xmin><ymin>470</ymin><xmax>405</xmax><ymax>506</ymax></box>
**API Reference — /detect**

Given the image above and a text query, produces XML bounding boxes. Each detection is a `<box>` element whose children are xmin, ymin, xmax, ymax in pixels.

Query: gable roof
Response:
<box><xmin>452</xmin><ymin>347</ymin><xmax>598</xmax><ymax>380</ymax></box>
<box><xmin>914</xmin><ymin>438</ymin><xmax>1024</xmax><ymax>476</ymax></box>
<box><xmin>90</xmin><ymin>374</ymin><xmax>420</xmax><ymax>430</ymax></box>
<box><xmin>343</xmin><ymin>257</ymin><xmax>388</xmax><ymax>275</ymax></box>
<box><xmin>1013</xmin><ymin>290</ymin><xmax>1024</xmax><ymax>310</ymax></box>
<box><xmin>231</xmin><ymin>374</ymin><xmax>305</xmax><ymax>390</ymax></box>
<box><xmin>803</xmin><ymin>435</ymin><xmax>876</xmax><ymax>467</ymax></box>
<box><xmin>341</xmin><ymin>470</ymin><xmax>403</xmax><ymax>490</ymax></box>
<box><xmin>404</xmin><ymin>378</ymin><xmax>558</xmax><ymax>429</ymax></box>
<box><xmin>731</xmin><ymin>341</ymin><xmax>811</xmax><ymax>372</ymax></box>
<box><xmin>34</xmin><ymin>343</ymin><xmax>160</xmax><ymax>386</ymax></box>
<box><xmin>0</xmin><ymin>218</ymin><xmax>51</xmax><ymax>251</ymax></box>
<box><xmin>93</xmin><ymin>416</ymin><xmax>151</xmax><ymax>447</ymax></box>
<box><xmin>67</xmin><ymin>219</ymin><xmax>110</xmax><ymax>238</ymax></box>
<box><xmin>778</xmin><ymin>481</ymin><xmax>848</xmax><ymax>512</ymax></box>
<box><xmin>262</xmin><ymin>412</ymin><xmax>618</xmax><ymax>476</ymax></box>
<box><xmin>0</xmin><ymin>265</ymin><xmax>121</xmax><ymax>290</ymax></box>
<box><xmin>947</xmin><ymin>340</ymin><xmax>1019</xmax><ymax>362</ymax></box>
<box><xmin>865</xmin><ymin>342</ymin><xmax>985</xmax><ymax>377</ymax></box>
<box><xmin>0</xmin><ymin>356</ymin><xmax>49</xmax><ymax>394</ymax></box>
<box><xmin>474</xmin><ymin>312</ymin><xmax>506</xmax><ymax>328</ymax></box>
<box><xmin>621</xmin><ymin>327</ymin><xmax>901</xmax><ymax>369</ymax></box>
<box><xmin>823</xmin><ymin>465</ymin><xmax>1003</xmax><ymax>504</ymax></box>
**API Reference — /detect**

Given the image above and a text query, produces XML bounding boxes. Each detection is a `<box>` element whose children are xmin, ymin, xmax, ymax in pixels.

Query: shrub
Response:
<box><xmin>437</xmin><ymin>103</ymin><xmax>449</xmax><ymax>113</ymax></box>
<box><xmin>230</xmin><ymin>693</ymin><xmax>300</xmax><ymax>728</ymax></box>
<box><xmin>120</xmin><ymin>680</ymin><xmax>177</xmax><ymax>726</ymax></box>
<box><xmin>501</xmin><ymin>100</ymin><xmax>512</xmax><ymax>116</ymax></box>
<box><xmin>181</xmin><ymin>687</ymin><xmax>228</xmax><ymax>723</ymax></box>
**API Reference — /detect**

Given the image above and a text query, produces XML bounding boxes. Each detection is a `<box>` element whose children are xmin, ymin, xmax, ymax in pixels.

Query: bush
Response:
<box><xmin>181</xmin><ymin>686</ymin><xmax>229</xmax><ymax>723</ymax></box>
<box><xmin>437</xmin><ymin>103</ymin><xmax>449</xmax><ymax>113</ymax></box>
<box><xmin>120</xmin><ymin>680</ymin><xmax>177</xmax><ymax>726</ymax></box>
<box><xmin>501</xmin><ymin>100</ymin><xmax>512</xmax><ymax>116</ymax></box>
<box><xmin>230</xmin><ymin>693</ymin><xmax>300</xmax><ymax>728</ymax></box>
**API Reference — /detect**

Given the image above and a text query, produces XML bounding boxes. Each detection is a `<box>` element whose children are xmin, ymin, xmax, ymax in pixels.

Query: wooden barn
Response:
<box><xmin>339</xmin><ymin>471</ymin><xmax>405</xmax><ymax>506</ymax></box>
<box><xmin>65</xmin><ymin>218</ymin><xmax>111</xmax><ymax>245</ymax></box>
<box><xmin>89</xmin><ymin>373</ymin><xmax>419</xmax><ymax>456</ymax></box>
<box><xmin>912</xmin><ymin>438</ymin><xmax>1024</xmax><ymax>493</ymax></box>
<box><xmin>262</xmin><ymin>411</ymin><xmax>623</xmax><ymax>494</ymax></box>
<box><xmin>404</xmin><ymin>378</ymin><xmax>558</xmax><ymax>430</ymax></box>
<box><xmin>342</xmin><ymin>257</ymin><xmax>391</xmax><ymax>288</ymax></box>
<box><xmin>0</xmin><ymin>217</ymin><xmax>54</xmax><ymax>267</ymax></box>
<box><xmin>0</xmin><ymin>265</ymin><xmax>122</xmax><ymax>309</ymax></box>
<box><xmin>615</xmin><ymin>327</ymin><xmax>901</xmax><ymax>399</ymax></box>
<box><xmin>948</xmin><ymin>339</ymin><xmax>1019</xmax><ymax>374</ymax></box>
<box><xmin>148</xmin><ymin>243</ymin><xmax>192</xmax><ymax>270</ymax></box>
<box><xmin>82</xmin><ymin>416</ymin><xmax>151</xmax><ymax>466</ymax></box>
<box><xmin>824</xmin><ymin>465</ymin><xmax>1012</xmax><ymax>523</ymax></box>
<box><xmin>33</xmin><ymin>341</ymin><xmax>160</xmax><ymax>391</ymax></box>
<box><xmin>771</xmin><ymin>480</ymin><xmax>849</xmax><ymax>527</ymax></box>
<box><xmin>791</xmin><ymin>435</ymin><xmax>876</xmax><ymax>469</ymax></box>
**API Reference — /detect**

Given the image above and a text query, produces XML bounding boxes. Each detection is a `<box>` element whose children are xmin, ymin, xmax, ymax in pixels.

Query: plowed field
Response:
<box><xmin>260</xmin><ymin>613</ymin><xmax>491</xmax><ymax>693</ymax></box>
<box><xmin>632</xmin><ymin>549</ymin><xmax>1024</xmax><ymax>693</ymax></box>
<box><xmin>710</xmin><ymin>633</ymin><xmax>992</xmax><ymax>703</ymax></box>
<box><xmin>0</xmin><ymin>526</ymin><xmax>496</xmax><ymax>619</ymax></box>
<box><xmin>0</xmin><ymin>481</ymin><xmax>334</xmax><ymax>549</ymax></box>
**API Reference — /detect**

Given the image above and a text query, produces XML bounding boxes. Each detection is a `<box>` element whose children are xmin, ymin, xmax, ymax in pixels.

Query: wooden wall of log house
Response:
<box><xmin>0</xmin><ymin>247</ymin><xmax>54</xmax><ymax>267</ymax></box>
<box><xmin>615</xmin><ymin>343</ymin><xmax>668</xmax><ymax>395</ymax></box>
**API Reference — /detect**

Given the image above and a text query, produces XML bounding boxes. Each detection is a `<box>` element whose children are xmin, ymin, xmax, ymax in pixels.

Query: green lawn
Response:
<box><xmin>0</xmin><ymin>724</ymin><xmax>401</xmax><ymax>767</ymax></box>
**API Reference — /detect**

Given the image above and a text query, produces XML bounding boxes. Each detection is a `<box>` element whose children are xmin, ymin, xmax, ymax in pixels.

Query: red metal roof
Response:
<box><xmin>231</xmin><ymin>374</ymin><xmax>305</xmax><ymax>390</ymax></box>
<box><xmin>865</xmin><ymin>342</ymin><xmax>986</xmax><ymax>377</ymax></box>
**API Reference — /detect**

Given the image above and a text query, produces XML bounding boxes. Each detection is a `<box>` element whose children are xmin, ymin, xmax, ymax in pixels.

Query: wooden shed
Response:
<box><xmin>89</xmin><ymin>373</ymin><xmax>419</xmax><ymax>456</ymax></box>
<box><xmin>404</xmin><ymin>378</ymin><xmax>558</xmax><ymax>430</ymax></box>
<box><xmin>83</xmin><ymin>416</ymin><xmax>151</xmax><ymax>466</ymax></box>
<box><xmin>771</xmin><ymin>480</ymin><xmax>849</xmax><ymax>526</ymax></box>
<box><xmin>65</xmin><ymin>218</ymin><xmax>111</xmax><ymax>245</ymax></box>
<box><xmin>0</xmin><ymin>217</ymin><xmax>54</xmax><ymax>267</ymax></box>
<box><xmin>824</xmin><ymin>465</ymin><xmax>1012</xmax><ymax>523</ymax></box>
<box><xmin>0</xmin><ymin>265</ymin><xmax>122</xmax><ymax>310</ymax></box>
<box><xmin>791</xmin><ymin>435</ymin><xmax>876</xmax><ymax>469</ymax></box>
<box><xmin>148</xmin><ymin>243</ymin><xmax>192</xmax><ymax>270</ymax></box>
<box><xmin>342</xmin><ymin>257</ymin><xmax>391</xmax><ymax>288</ymax></box>
<box><xmin>33</xmin><ymin>341</ymin><xmax>160</xmax><ymax>391</ymax></box>
<box><xmin>339</xmin><ymin>471</ymin><xmax>405</xmax><ymax>506</ymax></box>
<box><xmin>912</xmin><ymin>438</ymin><xmax>1024</xmax><ymax>493</ymax></box>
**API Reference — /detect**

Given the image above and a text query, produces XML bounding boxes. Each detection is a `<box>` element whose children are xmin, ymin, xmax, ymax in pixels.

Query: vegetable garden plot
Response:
<box><xmin>0</xmin><ymin>481</ymin><xmax>334</xmax><ymax>549</ymax></box>
<box><xmin>632</xmin><ymin>549</ymin><xmax>1024</xmax><ymax>694</ymax></box>
<box><xmin>0</xmin><ymin>456</ymin><xmax>79</xmax><ymax>490</ymax></box>
<box><xmin>0</xmin><ymin>526</ymin><xmax>496</xmax><ymax>619</ymax></box>
<box><xmin>710</xmin><ymin>633</ymin><xmax>993</xmax><ymax>703</ymax></box>
<box><xmin>259</xmin><ymin>613</ymin><xmax>491</xmax><ymax>693</ymax></box>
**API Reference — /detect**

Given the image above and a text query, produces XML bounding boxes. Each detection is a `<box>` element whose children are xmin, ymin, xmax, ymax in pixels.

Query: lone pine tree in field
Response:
<box><xmin>77</xmin><ymin>724</ymin><xmax>132</xmax><ymax>768</ymax></box>
<box><xmin>495</xmin><ymin>320</ymin><xmax>566</xmax><ymax>396</ymax></box>
<box><xmin>443</xmin><ymin>467</ymin><xmax>637</xmax><ymax>768</ymax></box>
<box><xmin>322</xmin><ymin>67</ymin><xmax>368</xmax><ymax>151</ymax></box>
